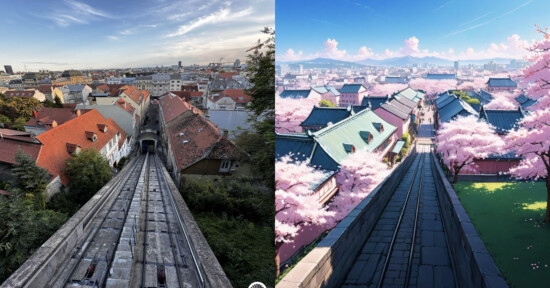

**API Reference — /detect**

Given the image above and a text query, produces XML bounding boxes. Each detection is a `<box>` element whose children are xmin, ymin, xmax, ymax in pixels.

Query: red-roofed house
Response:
<box><xmin>4</xmin><ymin>89</ymin><xmax>46</xmax><ymax>102</ymax></box>
<box><xmin>120</xmin><ymin>85</ymin><xmax>150</xmax><ymax>122</ymax></box>
<box><xmin>36</xmin><ymin>109</ymin><xmax>130</xmax><ymax>196</ymax></box>
<box><xmin>206</xmin><ymin>89</ymin><xmax>251</xmax><ymax>110</ymax></box>
<box><xmin>0</xmin><ymin>129</ymin><xmax>43</xmax><ymax>187</ymax></box>
<box><xmin>158</xmin><ymin>93</ymin><xmax>248</xmax><ymax>181</ymax></box>
<box><xmin>168</xmin><ymin>90</ymin><xmax>204</xmax><ymax>103</ymax></box>
<box><xmin>24</xmin><ymin>107</ymin><xmax>83</xmax><ymax>135</ymax></box>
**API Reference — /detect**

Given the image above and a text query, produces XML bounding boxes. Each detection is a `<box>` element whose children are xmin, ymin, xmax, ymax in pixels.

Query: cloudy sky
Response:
<box><xmin>276</xmin><ymin>0</ymin><xmax>549</xmax><ymax>62</ymax></box>
<box><xmin>0</xmin><ymin>0</ymin><xmax>274</xmax><ymax>71</ymax></box>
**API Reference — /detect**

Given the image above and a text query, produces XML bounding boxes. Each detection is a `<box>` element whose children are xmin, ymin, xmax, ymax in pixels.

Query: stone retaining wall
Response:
<box><xmin>429</xmin><ymin>152</ymin><xmax>509</xmax><ymax>288</ymax></box>
<box><xmin>277</xmin><ymin>146</ymin><xmax>418</xmax><ymax>288</ymax></box>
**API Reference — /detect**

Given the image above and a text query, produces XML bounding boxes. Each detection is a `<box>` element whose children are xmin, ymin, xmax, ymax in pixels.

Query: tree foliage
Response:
<box><xmin>436</xmin><ymin>115</ymin><xmax>504</xmax><ymax>183</ymax></box>
<box><xmin>0</xmin><ymin>191</ymin><xmax>67</xmax><ymax>282</ymax></box>
<box><xmin>64</xmin><ymin>148</ymin><xmax>112</xmax><ymax>202</ymax></box>
<box><xmin>238</xmin><ymin>27</ymin><xmax>275</xmax><ymax>189</ymax></box>
<box><xmin>319</xmin><ymin>99</ymin><xmax>336</xmax><ymax>107</ymax></box>
<box><xmin>0</xmin><ymin>97</ymin><xmax>42</xmax><ymax>121</ymax></box>
<box><xmin>275</xmin><ymin>95</ymin><xmax>321</xmax><ymax>133</ymax></box>
<box><xmin>12</xmin><ymin>150</ymin><xmax>50</xmax><ymax>209</ymax></box>
<box><xmin>506</xmin><ymin>27</ymin><xmax>550</xmax><ymax>223</ymax></box>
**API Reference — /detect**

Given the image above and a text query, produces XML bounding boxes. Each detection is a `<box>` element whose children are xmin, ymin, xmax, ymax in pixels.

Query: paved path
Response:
<box><xmin>342</xmin><ymin>145</ymin><xmax>455</xmax><ymax>288</ymax></box>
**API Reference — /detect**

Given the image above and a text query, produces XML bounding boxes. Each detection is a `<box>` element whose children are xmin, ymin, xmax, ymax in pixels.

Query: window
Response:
<box><xmin>219</xmin><ymin>160</ymin><xmax>231</xmax><ymax>172</ymax></box>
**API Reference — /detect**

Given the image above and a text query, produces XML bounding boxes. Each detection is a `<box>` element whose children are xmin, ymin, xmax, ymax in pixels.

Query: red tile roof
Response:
<box><xmin>159</xmin><ymin>92</ymin><xmax>203</xmax><ymax>124</ymax></box>
<box><xmin>121</xmin><ymin>85</ymin><xmax>148</xmax><ymax>105</ymax></box>
<box><xmin>167</xmin><ymin>113</ymin><xmax>241</xmax><ymax>171</ymax></box>
<box><xmin>221</xmin><ymin>89</ymin><xmax>251</xmax><ymax>103</ymax></box>
<box><xmin>4</xmin><ymin>90</ymin><xmax>37</xmax><ymax>98</ymax></box>
<box><xmin>169</xmin><ymin>91</ymin><xmax>203</xmax><ymax>102</ymax></box>
<box><xmin>25</xmin><ymin>107</ymin><xmax>80</xmax><ymax>128</ymax></box>
<box><xmin>36</xmin><ymin>109</ymin><xmax>126</xmax><ymax>185</ymax></box>
<box><xmin>0</xmin><ymin>135</ymin><xmax>42</xmax><ymax>165</ymax></box>
<box><xmin>0</xmin><ymin>129</ymin><xmax>32</xmax><ymax>137</ymax></box>
<box><xmin>219</xmin><ymin>72</ymin><xmax>237</xmax><ymax>79</ymax></box>
<box><xmin>38</xmin><ymin>85</ymin><xmax>53</xmax><ymax>94</ymax></box>
<box><xmin>115</xmin><ymin>98</ymin><xmax>136</xmax><ymax>115</ymax></box>
<box><xmin>209</xmin><ymin>89</ymin><xmax>251</xmax><ymax>104</ymax></box>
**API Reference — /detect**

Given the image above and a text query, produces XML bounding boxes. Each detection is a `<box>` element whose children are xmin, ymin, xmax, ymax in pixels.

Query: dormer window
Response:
<box><xmin>85</xmin><ymin>131</ymin><xmax>97</xmax><ymax>142</ymax></box>
<box><xmin>343</xmin><ymin>144</ymin><xmax>355</xmax><ymax>154</ymax></box>
<box><xmin>359</xmin><ymin>131</ymin><xmax>373</xmax><ymax>144</ymax></box>
<box><xmin>373</xmin><ymin>123</ymin><xmax>384</xmax><ymax>133</ymax></box>
<box><xmin>97</xmin><ymin>124</ymin><xmax>108</xmax><ymax>133</ymax></box>
<box><xmin>66</xmin><ymin>143</ymin><xmax>81</xmax><ymax>154</ymax></box>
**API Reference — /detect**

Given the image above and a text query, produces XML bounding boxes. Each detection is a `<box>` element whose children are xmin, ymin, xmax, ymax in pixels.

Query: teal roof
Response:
<box><xmin>311</xmin><ymin>86</ymin><xmax>340</xmax><ymax>96</ymax></box>
<box><xmin>280</xmin><ymin>89</ymin><xmax>311</xmax><ymax>99</ymax></box>
<box><xmin>487</xmin><ymin>77</ymin><xmax>517</xmax><ymax>88</ymax></box>
<box><xmin>395</xmin><ymin>86</ymin><xmax>425</xmax><ymax>103</ymax></box>
<box><xmin>479</xmin><ymin>107</ymin><xmax>524</xmax><ymax>133</ymax></box>
<box><xmin>425</xmin><ymin>73</ymin><xmax>456</xmax><ymax>80</ymax></box>
<box><xmin>438</xmin><ymin>97</ymin><xmax>479</xmax><ymax>123</ymax></box>
<box><xmin>300</xmin><ymin>106</ymin><xmax>352</xmax><ymax>129</ymax></box>
<box><xmin>340</xmin><ymin>84</ymin><xmax>367</xmax><ymax>93</ymax></box>
<box><xmin>361</xmin><ymin>96</ymin><xmax>389</xmax><ymax>109</ymax></box>
<box><xmin>391</xmin><ymin>140</ymin><xmax>405</xmax><ymax>153</ymax></box>
<box><xmin>312</xmin><ymin>109</ymin><xmax>397</xmax><ymax>164</ymax></box>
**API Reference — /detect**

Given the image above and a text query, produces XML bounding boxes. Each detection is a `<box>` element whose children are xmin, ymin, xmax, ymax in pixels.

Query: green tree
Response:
<box><xmin>64</xmin><ymin>148</ymin><xmax>112</xmax><ymax>202</ymax></box>
<box><xmin>0</xmin><ymin>114</ymin><xmax>11</xmax><ymax>125</ymax></box>
<box><xmin>42</xmin><ymin>99</ymin><xmax>55</xmax><ymax>108</ymax></box>
<box><xmin>319</xmin><ymin>99</ymin><xmax>337</xmax><ymax>107</ymax></box>
<box><xmin>54</xmin><ymin>95</ymin><xmax>63</xmax><ymax>108</ymax></box>
<box><xmin>239</xmin><ymin>27</ymin><xmax>275</xmax><ymax>189</ymax></box>
<box><xmin>11</xmin><ymin>117</ymin><xmax>27</xmax><ymax>131</ymax></box>
<box><xmin>3</xmin><ymin>97</ymin><xmax>42</xmax><ymax>121</ymax></box>
<box><xmin>12</xmin><ymin>150</ymin><xmax>49</xmax><ymax>209</ymax></box>
<box><xmin>0</xmin><ymin>191</ymin><xmax>67</xmax><ymax>282</ymax></box>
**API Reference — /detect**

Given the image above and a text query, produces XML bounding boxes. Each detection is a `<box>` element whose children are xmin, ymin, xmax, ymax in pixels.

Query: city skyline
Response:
<box><xmin>0</xmin><ymin>0</ymin><xmax>274</xmax><ymax>71</ymax></box>
<box><xmin>276</xmin><ymin>0</ymin><xmax>549</xmax><ymax>62</ymax></box>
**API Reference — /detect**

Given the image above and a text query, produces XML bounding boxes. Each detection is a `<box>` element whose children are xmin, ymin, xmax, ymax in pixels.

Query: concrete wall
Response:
<box><xmin>0</xmin><ymin>156</ymin><xmax>141</xmax><ymax>288</ymax></box>
<box><xmin>157</xmin><ymin>156</ymin><xmax>232</xmax><ymax>287</ymax></box>
<box><xmin>277</xmin><ymin>145</ymin><xmax>418</xmax><ymax>288</ymax></box>
<box><xmin>429</xmin><ymin>153</ymin><xmax>509</xmax><ymax>288</ymax></box>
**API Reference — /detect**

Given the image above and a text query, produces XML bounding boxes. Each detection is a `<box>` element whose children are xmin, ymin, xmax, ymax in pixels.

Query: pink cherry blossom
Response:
<box><xmin>484</xmin><ymin>91</ymin><xmax>520</xmax><ymax>109</ymax></box>
<box><xmin>275</xmin><ymin>155</ymin><xmax>334</xmax><ymax>244</ymax></box>
<box><xmin>327</xmin><ymin>149</ymin><xmax>391</xmax><ymax>226</ymax></box>
<box><xmin>409</xmin><ymin>78</ymin><xmax>458</xmax><ymax>96</ymax></box>
<box><xmin>436</xmin><ymin>115</ymin><xmax>504</xmax><ymax>183</ymax></box>
<box><xmin>275</xmin><ymin>94</ymin><xmax>322</xmax><ymax>133</ymax></box>
<box><xmin>369</xmin><ymin>83</ymin><xmax>408</xmax><ymax>96</ymax></box>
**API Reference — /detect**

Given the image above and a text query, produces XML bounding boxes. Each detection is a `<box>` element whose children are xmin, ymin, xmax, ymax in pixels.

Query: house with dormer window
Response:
<box><xmin>35</xmin><ymin>109</ymin><xmax>129</xmax><ymax>197</ymax></box>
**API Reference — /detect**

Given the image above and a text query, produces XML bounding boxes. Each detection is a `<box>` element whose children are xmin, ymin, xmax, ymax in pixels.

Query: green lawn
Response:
<box><xmin>454</xmin><ymin>182</ymin><xmax>550</xmax><ymax>288</ymax></box>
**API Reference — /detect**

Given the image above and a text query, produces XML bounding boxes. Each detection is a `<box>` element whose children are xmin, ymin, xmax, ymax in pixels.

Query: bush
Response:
<box><xmin>117</xmin><ymin>156</ymin><xmax>128</xmax><ymax>169</ymax></box>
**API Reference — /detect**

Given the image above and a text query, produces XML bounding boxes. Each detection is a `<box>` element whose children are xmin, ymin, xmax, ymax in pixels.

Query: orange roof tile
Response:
<box><xmin>36</xmin><ymin>109</ymin><xmax>126</xmax><ymax>185</ymax></box>
<box><xmin>159</xmin><ymin>92</ymin><xmax>203</xmax><ymax>124</ymax></box>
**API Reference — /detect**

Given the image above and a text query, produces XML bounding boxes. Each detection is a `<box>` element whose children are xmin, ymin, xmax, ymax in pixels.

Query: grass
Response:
<box><xmin>454</xmin><ymin>181</ymin><xmax>550</xmax><ymax>288</ymax></box>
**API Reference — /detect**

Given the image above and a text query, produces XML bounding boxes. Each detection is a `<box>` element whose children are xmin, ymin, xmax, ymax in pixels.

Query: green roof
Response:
<box><xmin>396</xmin><ymin>86</ymin><xmax>425</xmax><ymax>103</ymax></box>
<box><xmin>392</xmin><ymin>140</ymin><xmax>406</xmax><ymax>153</ymax></box>
<box><xmin>312</xmin><ymin>108</ymin><xmax>397</xmax><ymax>164</ymax></box>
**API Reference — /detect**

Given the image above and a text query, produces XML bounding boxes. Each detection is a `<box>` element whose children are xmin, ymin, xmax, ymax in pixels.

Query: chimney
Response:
<box><xmin>33</xmin><ymin>110</ymin><xmax>38</xmax><ymax>118</ymax></box>
<box><xmin>51</xmin><ymin>120</ymin><xmax>58</xmax><ymax>128</ymax></box>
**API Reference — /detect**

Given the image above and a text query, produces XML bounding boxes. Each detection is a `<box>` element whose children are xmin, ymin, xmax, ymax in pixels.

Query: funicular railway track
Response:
<box><xmin>343</xmin><ymin>145</ymin><xmax>456</xmax><ymax>288</ymax></box>
<box><xmin>47</xmin><ymin>153</ymin><xmax>204</xmax><ymax>288</ymax></box>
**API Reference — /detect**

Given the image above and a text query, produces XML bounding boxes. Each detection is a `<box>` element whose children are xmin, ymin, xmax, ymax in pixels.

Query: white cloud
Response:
<box><xmin>107</xmin><ymin>35</ymin><xmax>119</xmax><ymax>40</ymax></box>
<box><xmin>45</xmin><ymin>0</ymin><xmax>112</xmax><ymax>27</ymax></box>
<box><xmin>279</xmin><ymin>49</ymin><xmax>303</xmax><ymax>62</ymax></box>
<box><xmin>167</xmin><ymin>6</ymin><xmax>254</xmax><ymax>37</ymax></box>
<box><xmin>120</xmin><ymin>29</ymin><xmax>133</xmax><ymax>35</ymax></box>
<box><xmin>400</xmin><ymin>37</ymin><xmax>420</xmax><ymax>55</ymax></box>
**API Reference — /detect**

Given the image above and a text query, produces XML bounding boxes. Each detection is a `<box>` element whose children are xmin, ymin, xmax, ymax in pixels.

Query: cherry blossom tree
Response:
<box><xmin>327</xmin><ymin>149</ymin><xmax>391</xmax><ymax>226</ymax></box>
<box><xmin>521</xmin><ymin>25</ymin><xmax>550</xmax><ymax>109</ymax></box>
<box><xmin>275</xmin><ymin>94</ymin><xmax>321</xmax><ymax>133</ymax></box>
<box><xmin>275</xmin><ymin>155</ymin><xmax>334</xmax><ymax>275</ymax></box>
<box><xmin>506</xmin><ymin>109</ymin><xmax>550</xmax><ymax>223</ymax></box>
<box><xmin>484</xmin><ymin>91</ymin><xmax>520</xmax><ymax>109</ymax></box>
<box><xmin>436</xmin><ymin>115</ymin><xmax>505</xmax><ymax>183</ymax></box>
<box><xmin>409</xmin><ymin>78</ymin><xmax>458</xmax><ymax>96</ymax></box>
<box><xmin>369</xmin><ymin>83</ymin><xmax>408</xmax><ymax>96</ymax></box>
<box><xmin>506</xmin><ymin>27</ymin><xmax>550</xmax><ymax>223</ymax></box>
<box><xmin>457</xmin><ymin>77</ymin><xmax>488</xmax><ymax>91</ymax></box>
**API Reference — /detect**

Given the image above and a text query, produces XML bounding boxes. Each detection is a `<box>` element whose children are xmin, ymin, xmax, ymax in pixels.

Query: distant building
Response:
<box><xmin>339</xmin><ymin>84</ymin><xmax>368</xmax><ymax>106</ymax></box>
<box><xmin>454</xmin><ymin>61</ymin><xmax>459</xmax><ymax>70</ymax></box>
<box><xmin>4</xmin><ymin>89</ymin><xmax>46</xmax><ymax>102</ymax></box>
<box><xmin>424</xmin><ymin>73</ymin><xmax>456</xmax><ymax>80</ymax></box>
<box><xmin>206</xmin><ymin>89</ymin><xmax>251</xmax><ymax>110</ymax></box>
<box><xmin>486</xmin><ymin>77</ymin><xmax>517</xmax><ymax>92</ymax></box>
<box><xmin>280</xmin><ymin>64</ymin><xmax>290</xmax><ymax>76</ymax></box>
<box><xmin>4</xmin><ymin>65</ymin><xmax>13</xmax><ymax>75</ymax></box>
<box><xmin>178</xmin><ymin>61</ymin><xmax>182</xmax><ymax>68</ymax></box>
<box><xmin>24</xmin><ymin>107</ymin><xmax>84</xmax><ymax>135</ymax></box>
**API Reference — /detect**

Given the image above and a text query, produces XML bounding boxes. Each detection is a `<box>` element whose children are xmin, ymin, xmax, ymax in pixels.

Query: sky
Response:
<box><xmin>0</xmin><ymin>0</ymin><xmax>274</xmax><ymax>71</ymax></box>
<box><xmin>276</xmin><ymin>0</ymin><xmax>549</xmax><ymax>62</ymax></box>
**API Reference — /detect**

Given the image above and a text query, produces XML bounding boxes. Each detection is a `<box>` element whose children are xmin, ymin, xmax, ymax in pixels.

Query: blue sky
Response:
<box><xmin>276</xmin><ymin>0</ymin><xmax>549</xmax><ymax>62</ymax></box>
<box><xmin>0</xmin><ymin>0</ymin><xmax>274</xmax><ymax>71</ymax></box>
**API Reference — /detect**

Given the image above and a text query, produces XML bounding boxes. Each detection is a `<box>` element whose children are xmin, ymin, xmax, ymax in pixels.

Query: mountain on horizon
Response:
<box><xmin>277</xmin><ymin>56</ymin><xmax>519</xmax><ymax>68</ymax></box>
